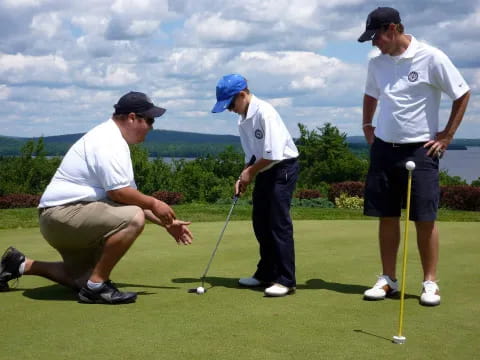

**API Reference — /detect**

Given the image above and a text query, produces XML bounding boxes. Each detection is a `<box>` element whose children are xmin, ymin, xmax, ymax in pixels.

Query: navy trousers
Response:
<box><xmin>252</xmin><ymin>158</ymin><xmax>299</xmax><ymax>288</ymax></box>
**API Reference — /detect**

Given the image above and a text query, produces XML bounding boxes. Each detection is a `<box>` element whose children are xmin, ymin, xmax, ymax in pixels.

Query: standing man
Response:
<box><xmin>358</xmin><ymin>7</ymin><xmax>470</xmax><ymax>306</ymax></box>
<box><xmin>212</xmin><ymin>74</ymin><xmax>299</xmax><ymax>297</ymax></box>
<box><xmin>0</xmin><ymin>92</ymin><xmax>193</xmax><ymax>304</ymax></box>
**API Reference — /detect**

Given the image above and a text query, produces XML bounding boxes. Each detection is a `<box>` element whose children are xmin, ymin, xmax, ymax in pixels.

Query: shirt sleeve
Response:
<box><xmin>430</xmin><ymin>49</ymin><xmax>470</xmax><ymax>100</ymax></box>
<box><xmin>365</xmin><ymin>60</ymin><xmax>380</xmax><ymax>99</ymax></box>
<box><xmin>259</xmin><ymin>108</ymin><xmax>286</xmax><ymax>160</ymax></box>
<box><xmin>93</xmin><ymin>142</ymin><xmax>134</xmax><ymax>191</ymax></box>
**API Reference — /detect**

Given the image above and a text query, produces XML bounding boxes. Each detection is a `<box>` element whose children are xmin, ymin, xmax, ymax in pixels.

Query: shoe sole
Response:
<box><xmin>420</xmin><ymin>298</ymin><xmax>441</xmax><ymax>307</ymax></box>
<box><xmin>363</xmin><ymin>291</ymin><xmax>399</xmax><ymax>301</ymax></box>
<box><xmin>264</xmin><ymin>288</ymin><xmax>296</xmax><ymax>297</ymax></box>
<box><xmin>78</xmin><ymin>294</ymin><xmax>137</xmax><ymax>305</ymax></box>
<box><xmin>0</xmin><ymin>282</ymin><xmax>9</xmax><ymax>292</ymax></box>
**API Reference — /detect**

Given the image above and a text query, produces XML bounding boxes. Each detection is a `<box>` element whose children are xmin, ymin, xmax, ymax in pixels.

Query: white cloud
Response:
<box><xmin>30</xmin><ymin>12</ymin><xmax>61</xmax><ymax>38</ymax></box>
<box><xmin>0</xmin><ymin>85</ymin><xmax>11</xmax><ymax>100</ymax></box>
<box><xmin>0</xmin><ymin>53</ymin><xmax>68</xmax><ymax>83</ymax></box>
<box><xmin>3</xmin><ymin>0</ymin><xmax>44</xmax><ymax>8</ymax></box>
<box><xmin>78</xmin><ymin>64</ymin><xmax>139</xmax><ymax>87</ymax></box>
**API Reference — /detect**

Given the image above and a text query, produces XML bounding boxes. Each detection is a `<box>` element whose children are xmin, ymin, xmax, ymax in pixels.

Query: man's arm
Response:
<box><xmin>362</xmin><ymin>94</ymin><xmax>378</xmax><ymax>145</ymax></box>
<box><xmin>107</xmin><ymin>187</ymin><xmax>175</xmax><ymax>226</ymax></box>
<box><xmin>424</xmin><ymin>91</ymin><xmax>470</xmax><ymax>156</ymax></box>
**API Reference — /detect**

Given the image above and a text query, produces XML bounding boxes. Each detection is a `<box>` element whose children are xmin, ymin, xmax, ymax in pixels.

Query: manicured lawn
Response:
<box><xmin>1</xmin><ymin>205</ymin><xmax>479</xmax><ymax>229</ymax></box>
<box><xmin>1</xmin><ymin>220</ymin><xmax>479</xmax><ymax>359</ymax></box>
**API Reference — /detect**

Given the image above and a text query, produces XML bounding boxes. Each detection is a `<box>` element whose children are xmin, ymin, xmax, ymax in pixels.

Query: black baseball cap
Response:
<box><xmin>113</xmin><ymin>91</ymin><xmax>166</xmax><ymax>118</ymax></box>
<box><xmin>358</xmin><ymin>7</ymin><xmax>401</xmax><ymax>42</ymax></box>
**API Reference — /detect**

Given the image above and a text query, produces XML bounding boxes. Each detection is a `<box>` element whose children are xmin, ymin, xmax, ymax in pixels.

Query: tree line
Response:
<box><xmin>0</xmin><ymin>123</ymin><xmax>478</xmax><ymax>203</ymax></box>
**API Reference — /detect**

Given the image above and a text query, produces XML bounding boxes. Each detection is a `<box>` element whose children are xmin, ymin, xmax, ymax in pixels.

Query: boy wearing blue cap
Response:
<box><xmin>212</xmin><ymin>74</ymin><xmax>299</xmax><ymax>297</ymax></box>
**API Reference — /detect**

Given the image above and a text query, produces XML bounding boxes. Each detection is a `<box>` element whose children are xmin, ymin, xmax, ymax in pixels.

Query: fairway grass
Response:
<box><xmin>0</xmin><ymin>220</ymin><xmax>479</xmax><ymax>359</ymax></box>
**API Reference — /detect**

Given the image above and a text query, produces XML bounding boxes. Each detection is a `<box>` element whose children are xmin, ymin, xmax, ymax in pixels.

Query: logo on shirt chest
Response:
<box><xmin>408</xmin><ymin>71</ymin><xmax>419</xmax><ymax>82</ymax></box>
<box><xmin>254</xmin><ymin>129</ymin><xmax>264</xmax><ymax>139</ymax></box>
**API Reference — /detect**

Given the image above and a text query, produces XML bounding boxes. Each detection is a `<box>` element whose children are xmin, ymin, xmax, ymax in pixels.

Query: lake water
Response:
<box><xmin>440</xmin><ymin>147</ymin><xmax>480</xmax><ymax>183</ymax></box>
<box><xmin>153</xmin><ymin>149</ymin><xmax>480</xmax><ymax>183</ymax></box>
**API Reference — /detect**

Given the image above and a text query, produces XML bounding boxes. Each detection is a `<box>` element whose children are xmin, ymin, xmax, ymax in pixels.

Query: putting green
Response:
<box><xmin>1</xmin><ymin>220</ymin><xmax>478</xmax><ymax>359</ymax></box>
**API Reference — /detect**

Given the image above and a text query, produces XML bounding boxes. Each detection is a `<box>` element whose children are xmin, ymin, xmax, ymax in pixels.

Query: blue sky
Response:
<box><xmin>0</xmin><ymin>0</ymin><xmax>478</xmax><ymax>139</ymax></box>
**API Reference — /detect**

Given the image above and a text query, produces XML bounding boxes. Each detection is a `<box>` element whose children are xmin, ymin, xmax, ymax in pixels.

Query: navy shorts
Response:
<box><xmin>364</xmin><ymin>137</ymin><xmax>440</xmax><ymax>221</ymax></box>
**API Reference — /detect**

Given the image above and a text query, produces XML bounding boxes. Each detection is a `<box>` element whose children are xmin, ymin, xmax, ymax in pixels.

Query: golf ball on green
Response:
<box><xmin>196</xmin><ymin>286</ymin><xmax>205</xmax><ymax>294</ymax></box>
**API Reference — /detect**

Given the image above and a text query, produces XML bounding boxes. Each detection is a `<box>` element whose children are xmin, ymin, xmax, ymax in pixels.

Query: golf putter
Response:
<box><xmin>393</xmin><ymin>160</ymin><xmax>415</xmax><ymax>344</ymax></box>
<box><xmin>188</xmin><ymin>155</ymin><xmax>256</xmax><ymax>294</ymax></box>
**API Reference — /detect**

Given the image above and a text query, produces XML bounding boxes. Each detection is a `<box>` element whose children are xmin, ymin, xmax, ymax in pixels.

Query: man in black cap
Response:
<box><xmin>0</xmin><ymin>92</ymin><xmax>193</xmax><ymax>304</ymax></box>
<box><xmin>358</xmin><ymin>8</ymin><xmax>470</xmax><ymax>306</ymax></box>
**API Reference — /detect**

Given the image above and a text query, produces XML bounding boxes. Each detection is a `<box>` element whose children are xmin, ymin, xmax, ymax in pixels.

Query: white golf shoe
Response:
<box><xmin>363</xmin><ymin>275</ymin><xmax>398</xmax><ymax>300</ymax></box>
<box><xmin>420</xmin><ymin>280</ymin><xmax>441</xmax><ymax>306</ymax></box>
<box><xmin>264</xmin><ymin>283</ymin><xmax>295</xmax><ymax>297</ymax></box>
<box><xmin>238</xmin><ymin>277</ymin><xmax>264</xmax><ymax>287</ymax></box>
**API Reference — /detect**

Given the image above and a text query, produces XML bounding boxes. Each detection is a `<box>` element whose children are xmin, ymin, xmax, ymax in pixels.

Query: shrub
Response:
<box><xmin>295</xmin><ymin>189</ymin><xmax>323</xmax><ymax>199</ymax></box>
<box><xmin>151</xmin><ymin>191</ymin><xmax>185</xmax><ymax>205</ymax></box>
<box><xmin>291</xmin><ymin>198</ymin><xmax>335</xmax><ymax>208</ymax></box>
<box><xmin>440</xmin><ymin>186</ymin><xmax>480</xmax><ymax>211</ymax></box>
<box><xmin>0</xmin><ymin>194</ymin><xmax>41</xmax><ymax>209</ymax></box>
<box><xmin>328</xmin><ymin>182</ymin><xmax>365</xmax><ymax>202</ymax></box>
<box><xmin>334</xmin><ymin>193</ymin><xmax>364</xmax><ymax>209</ymax></box>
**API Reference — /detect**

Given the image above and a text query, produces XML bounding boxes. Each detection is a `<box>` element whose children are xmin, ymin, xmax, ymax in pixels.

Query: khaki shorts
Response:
<box><xmin>39</xmin><ymin>200</ymin><xmax>141</xmax><ymax>283</ymax></box>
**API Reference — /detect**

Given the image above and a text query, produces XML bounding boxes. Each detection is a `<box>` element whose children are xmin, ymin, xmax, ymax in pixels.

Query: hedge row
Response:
<box><xmin>0</xmin><ymin>191</ymin><xmax>185</xmax><ymax>209</ymax></box>
<box><xmin>1</xmin><ymin>184</ymin><xmax>479</xmax><ymax>211</ymax></box>
<box><xmin>0</xmin><ymin>194</ymin><xmax>41</xmax><ymax>209</ymax></box>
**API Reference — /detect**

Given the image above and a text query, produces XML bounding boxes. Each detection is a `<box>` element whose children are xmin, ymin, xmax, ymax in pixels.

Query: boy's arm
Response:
<box><xmin>236</xmin><ymin>158</ymin><xmax>274</xmax><ymax>195</ymax></box>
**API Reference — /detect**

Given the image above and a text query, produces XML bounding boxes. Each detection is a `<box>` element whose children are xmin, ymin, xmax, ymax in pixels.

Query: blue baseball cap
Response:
<box><xmin>211</xmin><ymin>74</ymin><xmax>247</xmax><ymax>113</ymax></box>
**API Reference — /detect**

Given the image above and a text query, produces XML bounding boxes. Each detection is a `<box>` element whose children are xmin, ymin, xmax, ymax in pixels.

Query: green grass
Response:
<box><xmin>1</xmin><ymin>205</ymin><xmax>479</xmax><ymax>229</ymax></box>
<box><xmin>1</xmin><ymin>220</ymin><xmax>479</xmax><ymax>359</ymax></box>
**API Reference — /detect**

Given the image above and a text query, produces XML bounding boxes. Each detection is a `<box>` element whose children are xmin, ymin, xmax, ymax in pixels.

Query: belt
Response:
<box><xmin>376</xmin><ymin>137</ymin><xmax>426</xmax><ymax>148</ymax></box>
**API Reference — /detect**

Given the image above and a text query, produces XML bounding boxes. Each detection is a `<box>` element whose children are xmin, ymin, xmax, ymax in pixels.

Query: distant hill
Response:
<box><xmin>1</xmin><ymin>130</ymin><xmax>477</xmax><ymax>157</ymax></box>
<box><xmin>0</xmin><ymin>130</ymin><xmax>242</xmax><ymax>157</ymax></box>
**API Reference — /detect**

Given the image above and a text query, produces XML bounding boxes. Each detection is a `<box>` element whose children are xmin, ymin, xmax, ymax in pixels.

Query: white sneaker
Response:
<box><xmin>363</xmin><ymin>275</ymin><xmax>398</xmax><ymax>300</ymax></box>
<box><xmin>264</xmin><ymin>283</ymin><xmax>295</xmax><ymax>297</ymax></box>
<box><xmin>238</xmin><ymin>277</ymin><xmax>264</xmax><ymax>287</ymax></box>
<box><xmin>420</xmin><ymin>280</ymin><xmax>441</xmax><ymax>306</ymax></box>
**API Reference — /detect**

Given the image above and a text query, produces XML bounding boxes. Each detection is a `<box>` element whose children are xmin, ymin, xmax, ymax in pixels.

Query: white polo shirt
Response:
<box><xmin>238</xmin><ymin>94</ymin><xmax>298</xmax><ymax>170</ymax></box>
<box><xmin>39</xmin><ymin>119</ymin><xmax>136</xmax><ymax>208</ymax></box>
<box><xmin>365</xmin><ymin>35</ymin><xmax>470</xmax><ymax>143</ymax></box>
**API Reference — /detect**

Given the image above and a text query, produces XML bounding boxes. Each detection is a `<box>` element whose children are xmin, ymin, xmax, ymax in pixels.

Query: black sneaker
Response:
<box><xmin>78</xmin><ymin>280</ymin><xmax>137</xmax><ymax>304</ymax></box>
<box><xmin>0</xmin><ymin>247</ymin><xmax>26</xmax><ymax>292</ymax></box>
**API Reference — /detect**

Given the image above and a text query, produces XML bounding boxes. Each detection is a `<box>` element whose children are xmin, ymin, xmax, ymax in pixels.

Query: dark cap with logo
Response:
<box><xmin>114</xmin><ymin>91</ymin><xmax>166</xmax><ymax>118</ymax></box>
<box><xmin>358</xmin><ymin>7</ymin><xmax>401</xmax><ymax>43</ymax></box>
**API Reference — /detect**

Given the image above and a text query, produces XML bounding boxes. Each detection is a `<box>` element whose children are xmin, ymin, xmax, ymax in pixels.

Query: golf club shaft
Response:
<box><xmin>397</xmin><ymin>170</ymin><xmax>413</xmax><ymax>337</ymax></box>
<box><xmin>200</xmin><ymin>155</ymin><xmax>256</xmax><ymax>287</ymax></box>
<box><xmin>201</xmin><ymin>196</ymin><xmax>239</xmax><ymax>286</ymax></box>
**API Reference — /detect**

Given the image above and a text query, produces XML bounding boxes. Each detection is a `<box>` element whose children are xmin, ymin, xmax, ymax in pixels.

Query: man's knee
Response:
<box><xmin>128</xmin><ymin>207</ymin><xmax>146</xmax><ymax>234</ymax></box>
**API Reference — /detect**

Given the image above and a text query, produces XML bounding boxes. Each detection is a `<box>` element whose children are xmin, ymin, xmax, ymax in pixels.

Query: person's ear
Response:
<box><xmin>128</xmin><ymin>112</ymin><xmax>136</xmax><ymax>122</ymax></box>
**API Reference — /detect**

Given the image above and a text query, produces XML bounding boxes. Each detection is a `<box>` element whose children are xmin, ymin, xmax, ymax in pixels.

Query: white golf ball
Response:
<box><xmin>196</xmin><ymin>286</ymin><xmax>205</xmax><ymax>294</ymax></box>
<box><xmin>405</xmin><ymin>161</ymin><xmax>416</xmax><ymax>171</ymax></box>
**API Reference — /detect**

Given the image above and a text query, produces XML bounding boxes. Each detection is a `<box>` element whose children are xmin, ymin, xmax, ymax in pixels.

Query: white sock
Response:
<box><xmin>18</xmin><ymin>261</ymin><xmax>26</xmax><ymax>275</ymax></box>
<box><xmin>87</xmin><ymin>280</ymin><xmax>103</xmax><ymax>290</ymax></box>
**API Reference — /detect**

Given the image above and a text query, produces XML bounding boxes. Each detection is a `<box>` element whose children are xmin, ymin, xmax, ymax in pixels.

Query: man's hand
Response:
<box><xmin>152</xmin><ymin>200</ymin><xmax>176</xmax><ymax>226</ymax></box>
<box><xmin>363</xmin><ymin>125</ymin><xmax>376</xmax><ymax>145</ymax></box>
<box><xmin>424</xmin><ymin>130</ymin><xmax>452</xmax><ymax>158</ymax></box>
<box><xmin>165</xmin><ymin>220</ymin><xmax>193</xmax><ymax>245</ymax></box>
